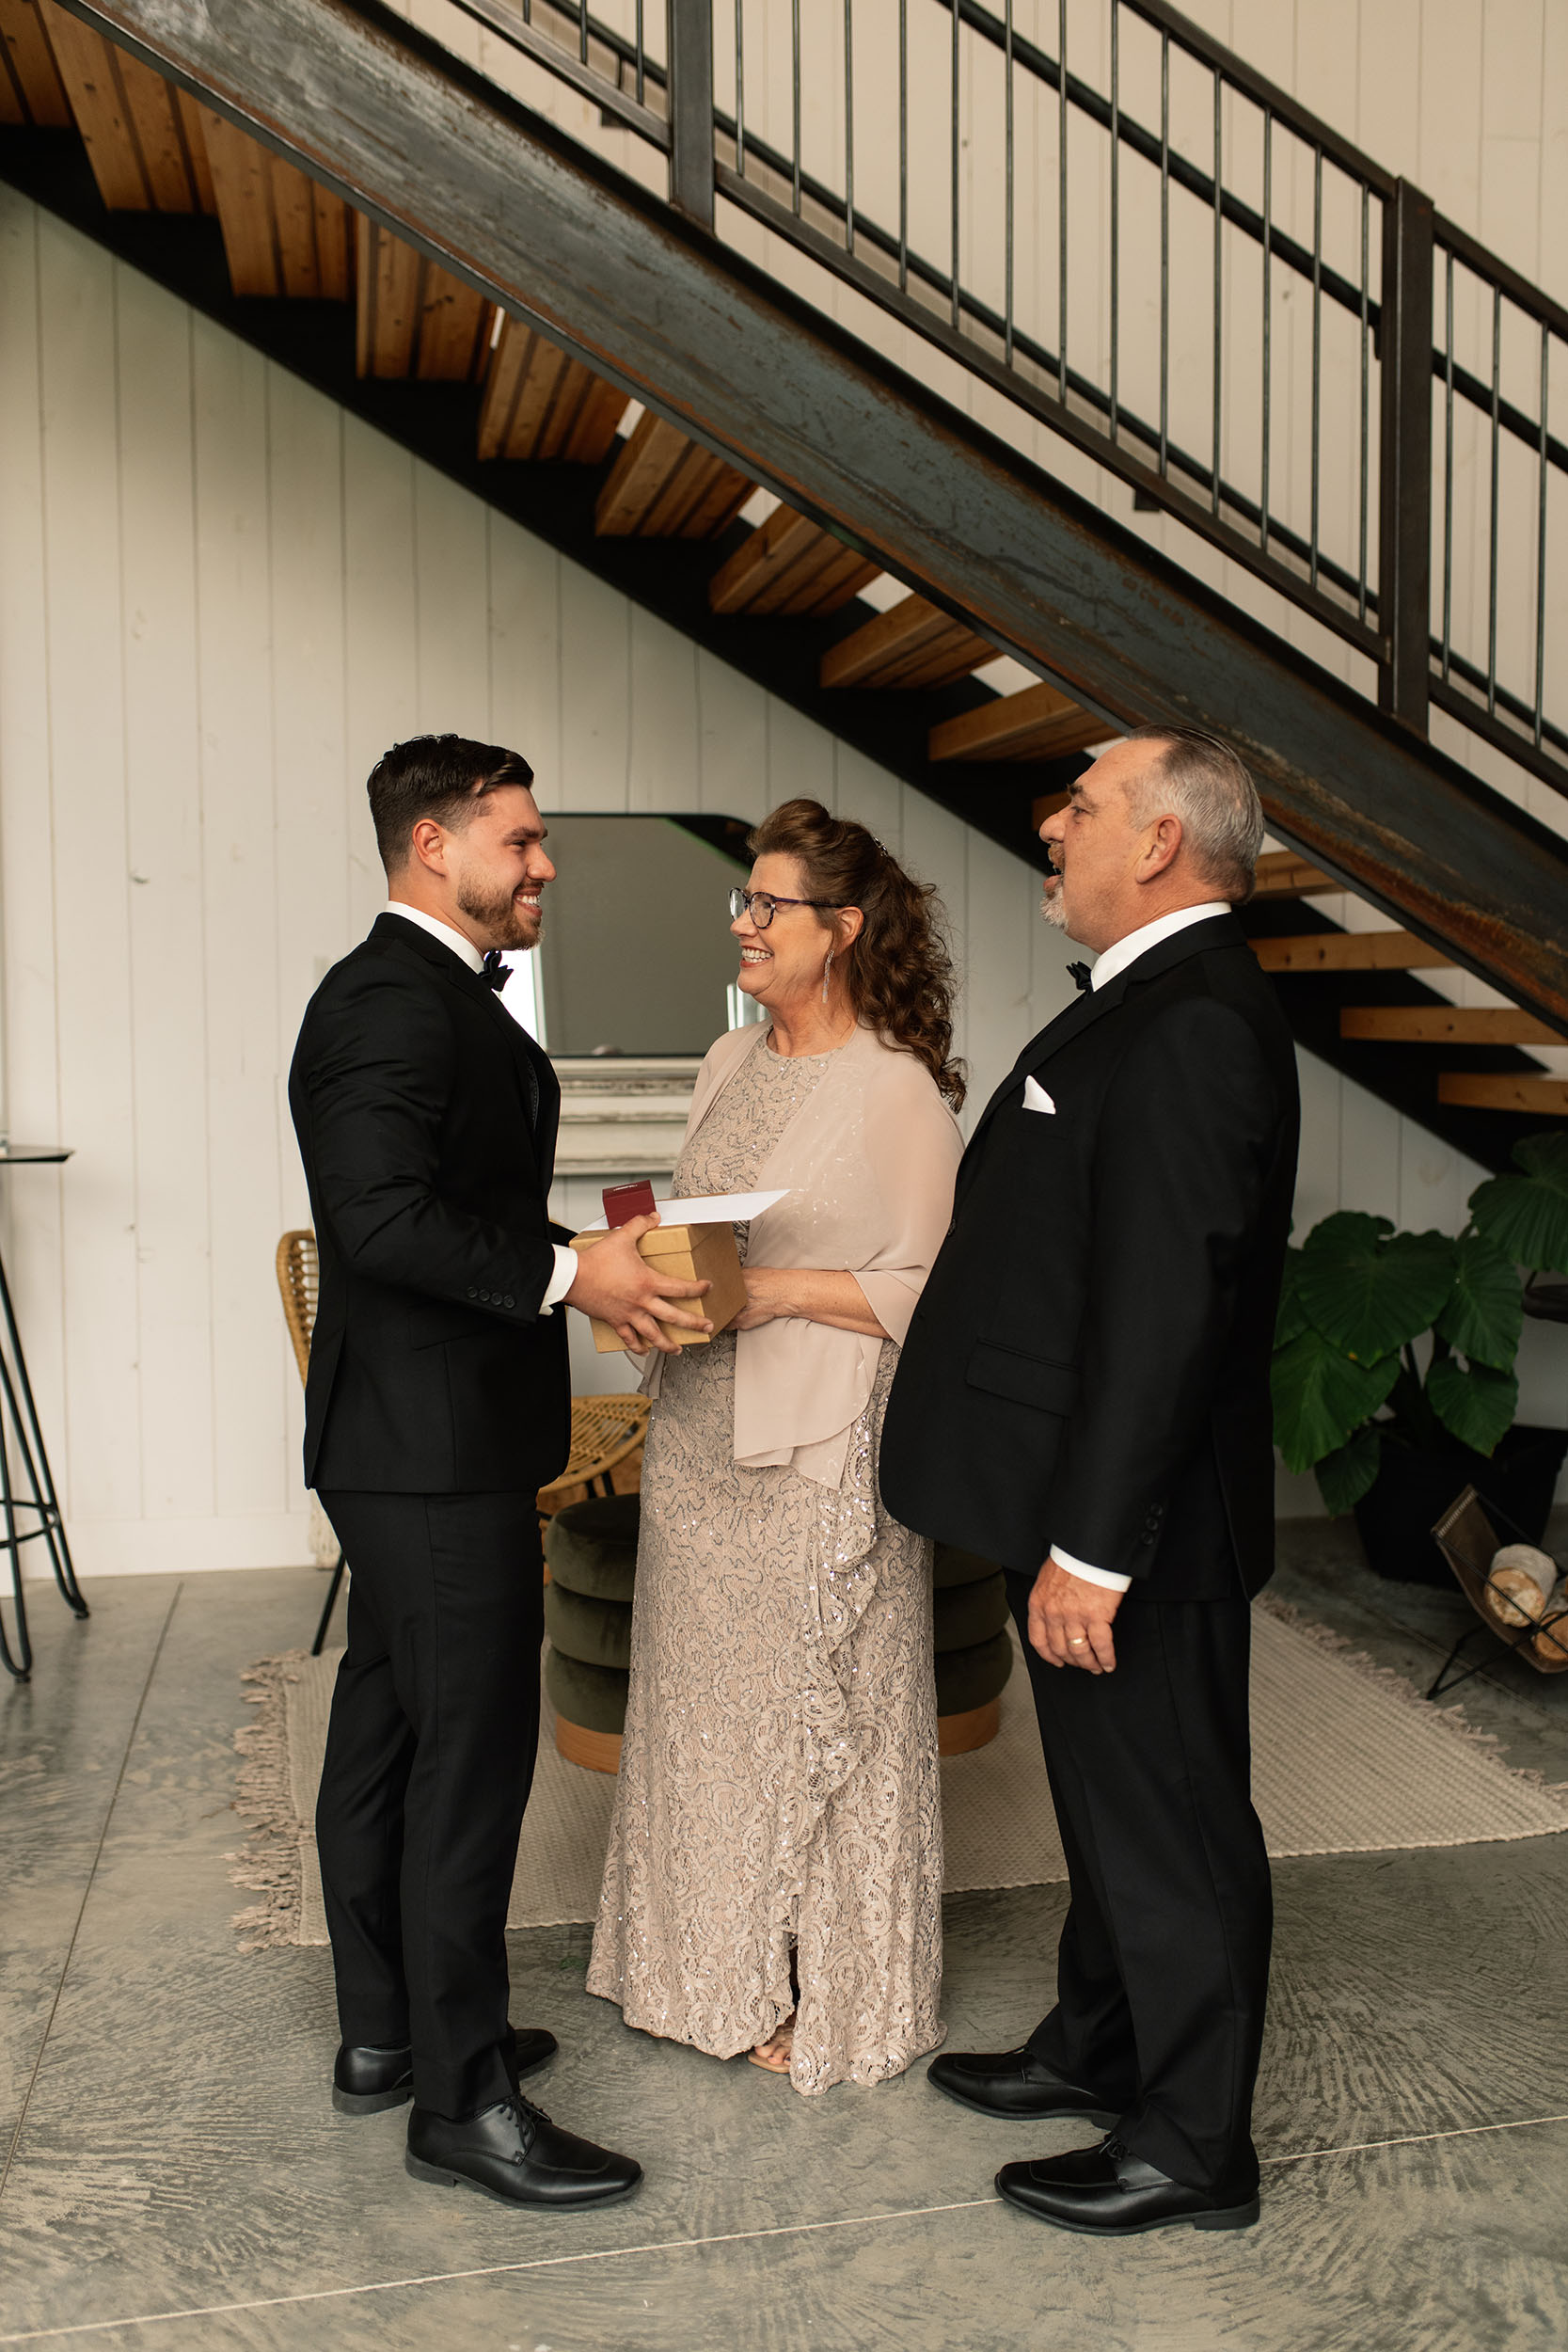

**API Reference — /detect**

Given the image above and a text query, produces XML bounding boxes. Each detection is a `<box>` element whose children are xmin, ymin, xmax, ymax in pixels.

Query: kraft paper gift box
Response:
<box><xmin>568</xmin><ymin>1219</ymin><xmax>749</xmax><ymax>1355</ymax></box>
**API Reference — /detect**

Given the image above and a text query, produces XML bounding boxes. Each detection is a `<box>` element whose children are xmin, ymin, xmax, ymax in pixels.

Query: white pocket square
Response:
<box><xmin>1022</xmin><ymin>1075</ymin><xmax>1056</xmax><ymax>1114</ymax></box>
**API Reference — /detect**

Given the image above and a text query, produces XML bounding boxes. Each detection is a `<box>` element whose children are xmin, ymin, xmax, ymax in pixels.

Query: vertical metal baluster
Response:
<box><xmin>1057</xmin><ymin>0</ymin><xmax>1069</xmax><ymax>404</ymax></box>
<box><xmin>1357</xmin><ymin>184</ymin><xmax>1370</xmax><ymax>623</ymax></box>
<box><xmin>1004</xmin><ymin>0</ymin><xmax>1014</xmax><ymax>365</ymax></box>
<box><xmin>579</xmin><ymin>0</ymin><xmax>587</xmax><ymax>71</ymax></box>
<box><xmin>1534</xmin><ymin>321</ymin><xmax>1550</xmax><ymax>747</ymax></box>
<box><xmin>898</xmin><ymin>0</ymin><xmax>909</xmax><ymax>294</ymax></box>
<box><xmin>1260</xmin><ymin>107</ymin><xmax>1272</xmax><ymax>556</ymax></box>
<box><xmin>1212</xmin><ymin>67</ymin><xmax>1222</xmax><ymax>515</ymax></box>
<box><xmin>792</xmin><ymin>0</ymin><xmax>802</xmax><ymax>216</ymax></box>
<box><xmin>844</xmin><ymin>0</ymin><xmax>854</xmax><ymax>256</ymax></box>
<box><xmin>1309</xmin><ymin>148</ymin><xmax>1323</xmax><ymax>592</ymax></box>
<box><xmin>735</xmin><ymin>0</ymin><xmax>745</xmax><ymax>174</ymax></box>
<box><xmin>635</xmin><ymin>0</ymin><xmax>644</xmax><ymax>106</ymax></box>
<box><xmin>1159</xmin><ymin>28</ymin><xmax>1169</xmax><ymax>479</ymax></box>
<box><xmin>1109</xmin><ymin>1</ymin><xmax>1119</xmax><ymax>441</ymax></box>
<box><xmin>1442</xmin><ymin>246</ymin><xmax>1454</xmax><ymax>682</ymax></box>
<box><xmin>950</xmin><ymin>0</ymin><xmax>960</xmax><ymax>327</ymax></box>
<box><xmin>1487</xmin><ymin>280</ymin><xmax>1501</xmax><ymax>716</ymax></box>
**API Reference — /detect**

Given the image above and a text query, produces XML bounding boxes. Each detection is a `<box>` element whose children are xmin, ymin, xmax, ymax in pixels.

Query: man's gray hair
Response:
<box><xmin>1120</xmin><ymin>725</ymin><xmax>1265</xmax><ymax>905</ymax></box>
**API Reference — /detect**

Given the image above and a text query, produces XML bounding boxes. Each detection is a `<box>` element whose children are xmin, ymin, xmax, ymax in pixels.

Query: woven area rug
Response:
<box><xmin>230</xmin><ymin>1602</ymin><xmax>1568</xmax><ymax>1947</ymax></box>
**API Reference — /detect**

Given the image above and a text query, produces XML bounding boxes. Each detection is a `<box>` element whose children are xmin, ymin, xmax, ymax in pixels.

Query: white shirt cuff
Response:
<box><xmin>1050</xmin><ymin>1546</ymin><xmax>1132</xmax><ymax>1595</ymax></box>
<box><xmin>541</xmin><ymin>1244</ymin><xmax>578</xmax><ymax>1315</ymax></box>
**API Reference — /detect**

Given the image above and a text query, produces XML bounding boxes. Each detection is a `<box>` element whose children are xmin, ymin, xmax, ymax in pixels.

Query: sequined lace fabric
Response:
<box><xmin>586</xmin><ymin>1036</ymin><xmax>945</xmax><ymax>2094</ymax></box>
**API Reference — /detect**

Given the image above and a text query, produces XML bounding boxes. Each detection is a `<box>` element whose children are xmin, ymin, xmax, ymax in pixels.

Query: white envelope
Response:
<box><xmin>1022</xmin><ymin>1075</ymin><xmax>1056</xmax><ymax>1115</ymax></box>
<box><xmin>578</xmin><ymin>1187</ymin><xmax>789</xmax><ymax>1231</ymax></box>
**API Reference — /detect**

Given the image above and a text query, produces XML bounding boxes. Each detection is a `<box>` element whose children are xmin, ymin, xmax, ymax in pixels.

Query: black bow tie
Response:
<box><xmin>481</xmin><ymin>949</ymin><xmax>512</xmax><ymax>993</ymax></box>
<box><xmin>1068</xmin><ymin>961</ymin><xmax>1093</xmax><ymax>994</ymax></box>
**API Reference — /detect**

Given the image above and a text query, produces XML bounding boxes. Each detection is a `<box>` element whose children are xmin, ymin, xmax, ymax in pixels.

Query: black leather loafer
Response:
<box><xmin>927</xmin><ymin>2045</ymin><xmax>1119</xmax><ymax>2126</ymax></box>
<box><xmin>996</xmin><ymin>2136</ymin><xmax>1259</xmax><ymax>2235</ymax></box>
<box><xmin>333</xmin><ymin>2043</ymin><xmax>414</xmax><ymax>2116</ymax></box>
<box><xmin>405</xmin><ymin>2095</ymin><xmax>641</xmax><ymax>2210</ymax></box>
<box><xmin>334</xmin><ymin>2024</ymin><xmax>557</xmax><ymax>2116</ymax></box>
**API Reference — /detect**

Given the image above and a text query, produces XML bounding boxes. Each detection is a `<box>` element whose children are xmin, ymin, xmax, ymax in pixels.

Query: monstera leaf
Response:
<box><xmin>1272</xmin><ymin>1326</ymin><xmax>1402</xmax><ymax>1473</ymax></box>
<box><xmin>1313</xmin><ymin>1423</ymin><xmax>1385</xmax><ymax>1515</ymax></box>
<box><xmin>1427</xmin><ymin>1356</ymin><xmax>1519</xmax><ymax>1456</ymax></box>
<box><xmin>1275</xmin><ymin>1247</ymin><xmax>1308</xmax><ymax>1346</ymax></box>
<box><xmin>1468</xmin><ymin>1133</ymin><xmax>1568</xmax><ymax>1274</ymax></box>
<box><xmin>1294</xmin><ymin>1214</ymin><xmax>1457</xmax><ymax>1364</ymax></box>
<box><xmin>1435</xmin><ymin>1231</ymin><xmax>1524</xmax><ymax>1372</ymax></box>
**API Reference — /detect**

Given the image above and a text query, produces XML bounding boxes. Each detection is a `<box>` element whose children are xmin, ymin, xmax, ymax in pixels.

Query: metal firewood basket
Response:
<box><xmin>1427</xmin><ymin>1485</ymin><xmax>1568</xmax><ymax>1698</ymax></box>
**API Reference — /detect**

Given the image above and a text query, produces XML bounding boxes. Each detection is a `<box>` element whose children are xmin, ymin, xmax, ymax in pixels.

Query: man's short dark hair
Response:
<box><xmin>366</xmin><ymin>735</ymin><xmax>535</xmax><ymax>873</ymax></box>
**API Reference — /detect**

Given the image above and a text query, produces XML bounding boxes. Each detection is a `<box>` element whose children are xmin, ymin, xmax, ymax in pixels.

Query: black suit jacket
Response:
<box><xmin>288</xmin><ymin>914</ymin><xmax>571</xmax><ymax>1495</ymax></box>
<box><xmin>879</xmin><ymin>914</ymin><xmax>1299</xmax><ymax>1599</ymax></box>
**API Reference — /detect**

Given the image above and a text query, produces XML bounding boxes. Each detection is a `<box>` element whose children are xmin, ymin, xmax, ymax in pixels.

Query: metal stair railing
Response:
<box><xmin>424</xmin><ymin>0</ymin><xmax>1566</xmax><ymax>803</ymax></box>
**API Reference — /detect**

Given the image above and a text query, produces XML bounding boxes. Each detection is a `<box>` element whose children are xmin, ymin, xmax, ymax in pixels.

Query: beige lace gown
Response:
<box><xmin>586</xmin><ymin>1038</ymin><xmax>947</xmax><ymax>2094</ymax></box>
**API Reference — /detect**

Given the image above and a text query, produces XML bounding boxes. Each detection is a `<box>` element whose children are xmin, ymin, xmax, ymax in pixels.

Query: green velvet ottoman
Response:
<box><xmin>543</xmin><ymin>1494</ymin><xmax>640</xmax><ymax>1772</ymax></box>
<box><xmin>932</xmin><ymin>1543</ymin><xmax>1014</xmax><ymax>1754</ymax></box>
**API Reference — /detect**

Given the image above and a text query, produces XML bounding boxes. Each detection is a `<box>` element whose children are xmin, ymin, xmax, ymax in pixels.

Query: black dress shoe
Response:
<box><xmin>997</xmin><ymin>2136</ymin><xmax>1260</xmax><ymax>2235</ymax></box>
<box><xmin>405</xmin><ymin>2095</ymin><xmax>641</xmax><ymax>2210</ymax></box>
<box><xmin>333</xmin><ymin>2024</ymin><xmax>557</xmax><ymax>2117</ymax></box>
<box><xmin>927</xmin><ymin>2045</ymin><xmax>1119</xmax><ymax>2126</ymax></box>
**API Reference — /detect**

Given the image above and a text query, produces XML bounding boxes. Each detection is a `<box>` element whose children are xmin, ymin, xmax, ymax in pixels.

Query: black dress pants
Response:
<box><xmin>315</xmin><ymin>1489</ymin><xmax>543</xmax><ymax>2121</ymax></box>
<box><xmin>1006</xmin><ymin>1574</ymin><xmax>1272</xmax><ymax>2196</ymax></box>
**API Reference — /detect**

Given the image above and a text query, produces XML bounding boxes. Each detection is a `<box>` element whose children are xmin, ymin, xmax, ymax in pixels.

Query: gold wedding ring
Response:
<box><xmin>1069</xmin><ymin>1636</ymin><xmax>1087</xmax><ymax>1647</ymax></box>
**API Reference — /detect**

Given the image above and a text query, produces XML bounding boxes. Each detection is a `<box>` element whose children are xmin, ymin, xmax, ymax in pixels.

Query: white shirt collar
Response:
<box><xmin>1090</xmin><ymin>901</ymin><xmax>1231</xmax><ymax>992</ymax></box>
<box><xmin>382</xmin><ymin>900</ymin><xmax>484</xmax><ymax>976</ymax></box>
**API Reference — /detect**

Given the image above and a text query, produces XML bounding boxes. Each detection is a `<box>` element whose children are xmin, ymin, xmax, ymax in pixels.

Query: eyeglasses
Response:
<box><xmin>728</xmin><ymin>887</ymin><xmax>842</xmax><ymax>930</ymax></box>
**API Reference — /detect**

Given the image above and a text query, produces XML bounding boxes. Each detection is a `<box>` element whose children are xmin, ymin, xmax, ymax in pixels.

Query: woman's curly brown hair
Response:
<box><xmin>748</xmin><ymin>799</ymin><xmax>966</xmax><ymax>1109</ymax></box>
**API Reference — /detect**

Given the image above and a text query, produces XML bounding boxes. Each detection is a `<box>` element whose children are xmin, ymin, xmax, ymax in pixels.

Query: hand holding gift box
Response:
<box><xmin>570</xmin><ymin>1189</ymin><xmax>787</xmax><ymax>1355</ymax></box>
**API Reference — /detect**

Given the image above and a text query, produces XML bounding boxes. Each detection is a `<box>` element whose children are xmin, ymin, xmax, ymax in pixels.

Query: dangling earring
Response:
<box><xmin>822</xmin><ymin>948</ymin><xmax>834</xmax><ymax>1005</ymax></box>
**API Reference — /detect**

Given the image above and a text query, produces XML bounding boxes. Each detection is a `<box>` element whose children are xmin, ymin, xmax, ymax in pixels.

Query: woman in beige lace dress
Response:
<box><xmin>588</xmin><ymin>800</ymin><xmax>965</xmax><ymax>2095</ymax></box>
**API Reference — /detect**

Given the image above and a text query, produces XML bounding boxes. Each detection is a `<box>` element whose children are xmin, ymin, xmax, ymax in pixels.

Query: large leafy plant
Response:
<box><xmin>1273</xmin><ymin>1133</ymin><xmax>1568</xmax><ymax>1514</ymax></box>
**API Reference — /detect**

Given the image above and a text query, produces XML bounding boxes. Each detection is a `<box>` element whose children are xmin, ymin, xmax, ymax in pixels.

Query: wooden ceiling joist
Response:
<box><xmin>1251</xmin><ymin>850</ymin><xmax>1338</xmax><ymax>898</ymax></box>
<box><xmin>478</xmin><ymin>320</ymin><xmax>626</xmax><ymax>462</ymax></box>
<box><xmin>357</xmin><ymin>217</ymin><xmax>493</xmax><ymax>379</ymax></box>
<box><xmin>201</xmin><ymin>107</ymin><xmax>348</xmax><ymax>298</ymax></box>
<box><xmin>708</xmin><ymin>505</ymin><xmax>878</xmax><ymax>617</ymax></box>
<box><xmin>1437</xmin><ymin>1073</ymin><xmax>1568</xmax><ymax>1115</ymax></box>
<box><xmin>1251</xmin><ymin>931</ymin><xmax>1454</xmax><ymax>973</ymax></box>
<box><xmin>821</xmin><ymin>594</ymin><xmax>992</xmax><ymax>691</ymax></box>
<box><xmin>0</xmin><ymin>0</ymin><xmax>71</xmax><ymax>125</ymax></box>
<box><xmin>1341</xmin><ymin>1006</ymin><xmax>1563</xmax><ymax>1046</ymax></box>
<box><xmin>928</xmin><ymin>680</ymin><xmax>1110</xmax><ymax>764</ymax></box>
<box><xmin>40</xmin><ymin>3</ymin><xmax>209</xmax><ymax>211</ymax></box>
<box><xmin>594</xmin><ymin>414</ymin><xmax>752</xmax><ymax>540</ymax></box>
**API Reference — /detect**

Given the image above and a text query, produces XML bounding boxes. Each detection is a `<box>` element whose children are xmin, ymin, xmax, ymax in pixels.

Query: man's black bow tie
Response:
<box><xmin>481</xmin><ymin>949</ymin><xmax>512</xmax><ymax>993</ymax></box>
<box><xmin>1068</xmin><ymin>961</ymin><xmax>1093</xmax><ymax>994</ymax></box>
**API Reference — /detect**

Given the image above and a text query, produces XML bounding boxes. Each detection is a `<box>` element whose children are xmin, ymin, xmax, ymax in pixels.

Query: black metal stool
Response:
<box><xmin>0</xmin><ymin>1147</ymin><xmax>88</xmax><ymax>1682</ymax></box>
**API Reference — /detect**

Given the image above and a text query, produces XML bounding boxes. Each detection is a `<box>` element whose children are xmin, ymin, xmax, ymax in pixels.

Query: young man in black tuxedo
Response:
<box><xmin>881</xmin><ymin>728</ymin><xmax>1298</xmax><ymax>2237</ymax></box>
<box><xmin>289</xmin><ymin>735</ymin><xmax>710</xmax><ymax>2210</ymax></box>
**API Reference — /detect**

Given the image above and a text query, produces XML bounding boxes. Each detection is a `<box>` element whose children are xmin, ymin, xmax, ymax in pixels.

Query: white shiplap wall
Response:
<box><xmin>0</xmin><ymin>190</ymin><xmax>1074</xmax><ymax>1576</ymax></box>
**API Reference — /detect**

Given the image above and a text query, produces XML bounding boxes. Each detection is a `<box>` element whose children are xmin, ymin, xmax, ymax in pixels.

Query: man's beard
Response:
<box><xmin>456</xmin><ymin>873</ymin><xmax>541</xmax><ymax>952</ymax></box>
<box><xmin>1039</xmin><ymin>881</ymin><xmax>1068</xmax><ymax>930</ymax></box>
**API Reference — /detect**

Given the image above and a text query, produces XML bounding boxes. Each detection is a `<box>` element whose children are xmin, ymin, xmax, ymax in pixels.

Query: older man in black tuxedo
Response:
<box><xmin>881</xmin><ymin>727</ymin><xmax>1298</xmax><ymax>2236</ymax></box>
<box><xmin>290</xmin><ymin>735</ymin><xmax>710</xmax><ymax>2211</ymax></box>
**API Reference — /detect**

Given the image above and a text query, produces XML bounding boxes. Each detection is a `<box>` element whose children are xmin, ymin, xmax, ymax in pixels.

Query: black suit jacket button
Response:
<box><xmin>466</xmin><ymin>1287</ymin><xmax>478</xmax><ymax>1299</ymax></box>
<box><xmin>502</xmin><ymin>1295</ymin><xmax>515</xmax><ymax>1309</ymax></box>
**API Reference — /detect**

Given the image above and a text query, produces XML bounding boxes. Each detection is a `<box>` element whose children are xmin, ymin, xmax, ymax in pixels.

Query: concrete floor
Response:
<box><xmin>3</xmin><ymin>1531</ymin><xmax>1566</xmax><ymax>2352</ymax></box>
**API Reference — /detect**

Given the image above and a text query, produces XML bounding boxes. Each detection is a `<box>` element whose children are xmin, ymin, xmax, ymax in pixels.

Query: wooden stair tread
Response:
<box><xmin>929</xmin><ymin>680</ymin><xmax>1110</xmax><ymax>764</ymax></box>
<box><xmin>821</xmin><ymin>594</ymin><xmax>993</xmax><ymax>691</ymax></box>
<box><xmin>1251</xmin><ymin>931</ymin><xmax>1454</xmax><ymax>973</ymax></box>
<box><xmin>0</xmin><ymin>0</ymin><xmax>73</xmax><ymax>126</ymax></box>
<box><xmin>41</xmin><ymin>3</ymin><xmax>210</xmax><ymax>211</ymax></box>
<box><xmin>357</xmin><ymin>217</ymin><xmax>493</xmax><ymax>381</ymax></box>
<box><xmin>594</xmin><ymin>414</ymin><xmax>752</xmax><ymax>540</ymax></box>
<box><xmin>1437</xmin><ymin>1073</ymin><xmax>1568</xmax><ymax>1114</ymax></box>
<box><xmin>708</xmin><ymin>506</ymin><xmax>877</xmax><ymax>617</ymax></box>
<box><xmin>1251</xmin><ymin>850</ymin><xmax>1338</xmax><ymax>898</ymax></box>
<box><xmin>478</xmin><ymin>320</ymin><xmax>627</xmax><ymax>463</ymax></box>
<box><xmin>201</xmin><ymin>106</ymin><xmax>348</xmax><ymax>299</ymax></box>
<box><xmin>1341</xmin><ymin>1006</ymin><xmax>1562</xmax><ymax>1045</ymax></box>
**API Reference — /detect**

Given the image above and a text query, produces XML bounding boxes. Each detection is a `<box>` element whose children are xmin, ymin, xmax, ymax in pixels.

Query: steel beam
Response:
<box><xmin>49</xmin><ymin>0</ymin><xmax>1568</xmax><ymax>1030</ymax></box>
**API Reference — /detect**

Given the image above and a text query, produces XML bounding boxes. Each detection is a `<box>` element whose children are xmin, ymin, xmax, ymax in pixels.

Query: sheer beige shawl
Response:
<box><xmin>643</xmin><ymin>1022</ymin><xmax>963</xmax><ymax>1486</ymax></box>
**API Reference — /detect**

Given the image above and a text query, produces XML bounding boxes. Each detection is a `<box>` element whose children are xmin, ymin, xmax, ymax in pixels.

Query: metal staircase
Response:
<box><xmin>2</xmin><ymin>0</ymin><xmax>1564</xmax><ymax>1163</ymax></box>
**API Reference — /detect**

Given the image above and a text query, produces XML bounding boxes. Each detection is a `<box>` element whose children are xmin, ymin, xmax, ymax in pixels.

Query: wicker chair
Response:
<box><xmin>275</xmin><ymin>1230</ymin><xmax>346</xmax><ymax>1657</ymax></box>
<box><xmin>537</xmin><ymin>1394</ymin><xmax>650</xmax><ymax>1522</ymax></box>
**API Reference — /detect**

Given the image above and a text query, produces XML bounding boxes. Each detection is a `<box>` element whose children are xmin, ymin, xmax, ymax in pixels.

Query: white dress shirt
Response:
<box><xmin>382</xmin><ymin>902</ymin><xmax>578</xmax><ymax>1314</ymax></box>
<box><xmin>1049</xmin><ymin>899</ymin><xmax>1231</xmax><ymax>1596</ymax></box>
